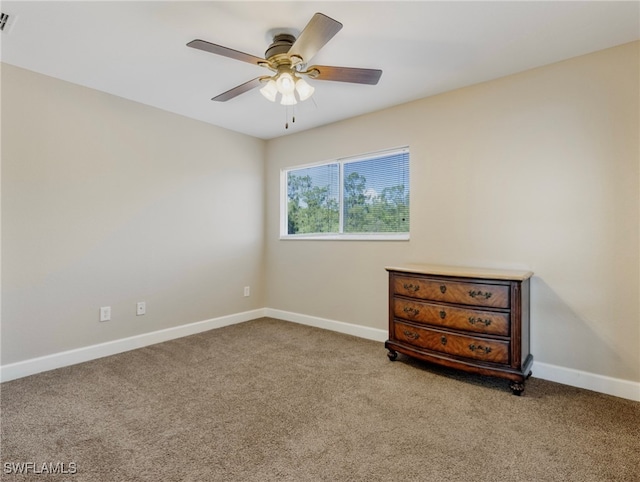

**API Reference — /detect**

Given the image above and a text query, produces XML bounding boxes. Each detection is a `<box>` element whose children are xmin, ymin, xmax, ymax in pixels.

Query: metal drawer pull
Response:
<box><xmin>403</xmin><ymin>283</ymin><xmax>421</xmax><ymax>292</ymax></box>
<box><xmin>440</xmin><ymin>336</ymin><xmax>447</xmax><ymax>346</ymax></box>
<box><xmin>440</xmin><ymin>285</ymin><xmax>447</xmax><ymax>294</ymax></box>
<box><xmin>403</xmin><ymin>306</ymin><xmax>420</xmax><ymax>316</ymax></box>
<box><xmin>468</xmin><ymin>343</ymin><xmax>492</xmax><ymax>355</ymax></box>
<box><xmin>468</xmin><ymin>317</ymin><xmax>492</xmax><ymax>327</ymax></box>
<box><xmin>468</xmin><ymin>290</ymin><xmax>493</xmax><ymax>300</ymax></box>
<box><xmin>439</xmin><ymin>310</ymin><xmax>446</xmax><ymax>319</ymax></box>
<box><xmin>403</xmin><ymin>330</ymin><xmax>419</xmax><ymax>340</ymax></box>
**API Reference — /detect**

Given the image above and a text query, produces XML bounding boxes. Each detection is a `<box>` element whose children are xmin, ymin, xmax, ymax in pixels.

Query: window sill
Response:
<box><xmin>279</xmin><ymin>233</ymin><xmax>410</xmax><ymax>241</ymax></box>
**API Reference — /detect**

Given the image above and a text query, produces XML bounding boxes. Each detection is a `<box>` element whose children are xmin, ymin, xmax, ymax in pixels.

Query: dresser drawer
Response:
<box><xmin>393</xmin><ymin>276</ymin><xmax>509</xmax><ymax>308</ymax></box>
<box><xmin>393</xmin><ymin>321</ymin><xmax>510</xmax><ymax>364</ymax></box>
<box><xmin>393</xmin><ymin>298</ymin><xmax>510</xmax><ymax>336</ymax></box>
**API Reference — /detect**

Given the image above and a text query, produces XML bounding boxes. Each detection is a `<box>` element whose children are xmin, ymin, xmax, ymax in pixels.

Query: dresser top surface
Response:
<box><xmin>385</xmin><ymin>264</ymin><xmax>533</xmax><ymax>281</ymax></box>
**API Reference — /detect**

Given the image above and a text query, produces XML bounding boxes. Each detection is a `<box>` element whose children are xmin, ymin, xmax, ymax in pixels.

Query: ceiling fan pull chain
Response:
<box><xmin>284</xmin><ymin>105</ymin><xmax>297</xmax><ymax>129</ymax></box>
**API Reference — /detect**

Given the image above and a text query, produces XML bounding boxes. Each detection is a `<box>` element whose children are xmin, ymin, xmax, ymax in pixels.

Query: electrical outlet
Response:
<box><xmin>100</xmin><ymin>306</ymin><xmax>111</xmax><ymax>322</ymax></box>
<box><xmin>136</xmin><ymin>301</ymin><xmax>146</xmax><ymax>316</ymax></box>
<box><xmin>244</xmin><ymin>286</ymin><xmax>250</xmax><ymax>297</ymax></box>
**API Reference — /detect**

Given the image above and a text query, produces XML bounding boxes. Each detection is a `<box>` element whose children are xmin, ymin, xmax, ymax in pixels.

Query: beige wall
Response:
<box><xmin>3</xmin><ymin>42</ymin><xmax>639</xmax><ymax>385</ymax></box>
<box><xmin>265</xmin><ymin>42</ymin><xmax>640</xmax><ymax>383</ymax></box>
<box><xmin>1</xmin><ymin>64</ymin><xmax>265</xmax><ymax>365</ymax></box>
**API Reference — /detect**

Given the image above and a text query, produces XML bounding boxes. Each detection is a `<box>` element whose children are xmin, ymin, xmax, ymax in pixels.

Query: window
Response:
<box><xmin>281</xmin><ymin>147</ymin><xmax>410</xmax><ymax>240</ymax></box>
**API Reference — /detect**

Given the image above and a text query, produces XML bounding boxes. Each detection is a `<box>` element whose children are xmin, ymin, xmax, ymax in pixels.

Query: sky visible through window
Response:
<box><xmin>344</xmin><ymin>155</ymin><xmax>409</xmax><ymax>202</ymax></box>
<box><xmin>288</xmin><ymin>163</ymin><xmax>339</xmax><ymax>207</ymax></box>
<box><xmin>289</xmin><ymin>155</ymin><xmax>409</xmax><ymax>201</ymax></box>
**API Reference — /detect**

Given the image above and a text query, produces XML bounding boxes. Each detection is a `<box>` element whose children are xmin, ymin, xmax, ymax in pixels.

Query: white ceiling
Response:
<box><xmin>1</xmin><ymin>1</ymin><xmax>638</xmax><ymax>140</ymax></box>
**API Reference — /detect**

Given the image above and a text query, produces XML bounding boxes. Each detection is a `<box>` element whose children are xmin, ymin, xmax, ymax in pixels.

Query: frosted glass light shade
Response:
<box><xmin>280</xmin><ymin>92</ymin><xmax>297</xmax><ymax>105</ymax></box>
<box><xmin>295</xmin><ymin>78</ymin><xmax>315</xmax><ymax>101</ymax></box>
<box><xmin>260</xmin><ymin>79</ymin><xmax>278</xmax><ymax>102</ymax></box>
<box><xmin>276</xmin><ymin>72</ymin><xmax>295</xmax><ymax>94</ymax></box>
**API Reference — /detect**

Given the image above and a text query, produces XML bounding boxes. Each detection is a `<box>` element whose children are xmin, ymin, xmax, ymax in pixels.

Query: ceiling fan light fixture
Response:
<box><xmin>276</xmin><ymin>72</ymin><xmax>296</xmax><ymax>94</ymax></box>
<box><xmin>280</xmin><ymin>92</ymin><xmax>297</xmax><ymax>106</ymax></box>
<box><xmin>260</xmin><ymin>79</ymin><xmax>278</xmax><ymax>102</ymax></box>
<box><xmin>295</xmin><ymin>77</ymin><xmax>315</xmax><ymax>101</ymax></box>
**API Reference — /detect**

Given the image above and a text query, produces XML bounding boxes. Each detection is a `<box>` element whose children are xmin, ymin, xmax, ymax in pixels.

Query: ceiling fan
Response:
<box><xmin>187</xmin><ymin>12</ymin><xmax>382</xmax><ymax>106</ymax></box>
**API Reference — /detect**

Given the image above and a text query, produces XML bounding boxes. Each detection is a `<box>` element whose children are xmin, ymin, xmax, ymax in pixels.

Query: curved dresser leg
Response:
<box><xmin>387</xmin><ymin>350</ymin><xmax>398</xmax><ymax>361</ymax></box>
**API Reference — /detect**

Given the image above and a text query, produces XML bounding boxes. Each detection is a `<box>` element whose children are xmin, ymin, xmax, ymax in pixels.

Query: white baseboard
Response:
<box><xmin>264</xmin><ymin>308</ymin><xmax>388</xmax><ymax>342</ymax></box>
<box><xmin>0</xmin><ymin>309</ymin><xmax>265</xmax><ymax>383</ymax></box>
<box><xmin>3</xmin><ymin>308</ymin><xmax>639</xmax><ymax>402</ymax></box>
<box><xmin>531</xmin><ymin>361</ymin><xmax>639</xmax><ymax>402</ymax></box>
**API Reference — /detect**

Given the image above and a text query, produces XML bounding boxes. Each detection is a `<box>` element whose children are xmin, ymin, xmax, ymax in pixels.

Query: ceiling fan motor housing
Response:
<box><xmin>265</xmin><ymin>33</ymin><xmax>296</xmax><ymax>60</ymax></box>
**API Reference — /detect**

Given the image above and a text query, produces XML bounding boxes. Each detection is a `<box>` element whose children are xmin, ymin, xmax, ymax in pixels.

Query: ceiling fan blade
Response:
<box><xmin>212</xmin><ymin>77</ymin><xmax>264</xmax><ymax>102</ymax></box>
<box><xmin>187</xmin><ymin>39</ymin><xmax>266</xmax><ymax>66</ymax></box>
<box><xmin>288</xmin><ymin>13</ymin><xmax>343</xmax><ymax>62</ymax></box>
<box><xmin>307</xmin><ymin>65</ymin><xmax>382</xmax><ymax>85</ymax></box>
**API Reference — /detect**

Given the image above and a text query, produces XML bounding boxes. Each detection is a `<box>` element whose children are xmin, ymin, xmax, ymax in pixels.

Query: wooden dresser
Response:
<box><xmin>385</xmin><ymin>264</ymin><xmax>533</xmax><ymax>395</ymax></box>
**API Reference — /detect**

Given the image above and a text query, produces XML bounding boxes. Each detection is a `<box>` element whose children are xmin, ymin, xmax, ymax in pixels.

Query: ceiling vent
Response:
<box><xmin>0</xmin><ymin>12</ymin><xmax>14</xmax><ymax>32</ymax></box>
<box><xmin>0</xmin><ymin>13</ymin><xmax>9</xmax><ymax>31</ymax></box>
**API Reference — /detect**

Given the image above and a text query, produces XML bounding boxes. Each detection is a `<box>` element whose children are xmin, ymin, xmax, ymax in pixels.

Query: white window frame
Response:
<box><xmin>280</xmin><ymin>147</ymin><xmax>410</xmax><ymax>241</ymax></box>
